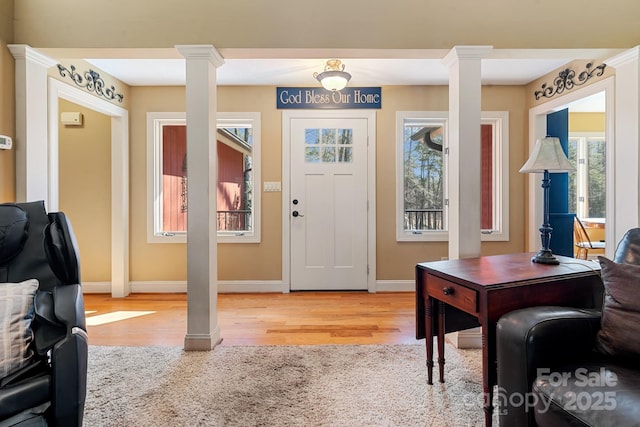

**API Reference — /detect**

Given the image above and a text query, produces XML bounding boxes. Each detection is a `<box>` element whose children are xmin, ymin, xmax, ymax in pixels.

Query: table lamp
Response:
<box><xmin>520</xmin><ymin>136</ymin><xmax>574</xmax><ymax>264</ymax></box>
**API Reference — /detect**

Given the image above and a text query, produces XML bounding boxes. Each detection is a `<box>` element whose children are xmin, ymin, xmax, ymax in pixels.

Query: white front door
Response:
<box><xmin>288</xmin><ymin>114</ymin><xmax>370</xmax><ymax>291</ymax></box>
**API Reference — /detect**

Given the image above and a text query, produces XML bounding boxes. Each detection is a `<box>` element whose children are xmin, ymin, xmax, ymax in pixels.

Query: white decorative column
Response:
<box><xmin>176</xmin><ymin>45</ymin><xmax>224</xmax><ymax>351</ymax></box>
<box><xmin>606</xmin><ymin>46</ymin><xmax>640</xmax><ymax>246</ymax></box>
<box><xmin>8</xmin><ymin>45</ymin><xmax>57</xmax><ymax>206</ymax></box>
<box><xmin>442</xmin><ymin>46</ymin><xmax>492</xmax><ymax>348</ymax></box>
<box><xmin>442</xmin><ymin>46</ymin><xmax>492</xmax><ymax>260</ymax></box>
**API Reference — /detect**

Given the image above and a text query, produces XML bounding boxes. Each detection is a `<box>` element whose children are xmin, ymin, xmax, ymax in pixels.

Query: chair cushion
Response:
<box><xmin>0</xmin><ymin>279</ymin><xmax>39</xmax><ymax>379</ymax></box>
<box><xmin>0</xmin><ymin>204</ymin><xmax>29</xmax><ymax>265</ymax></box>
<box><xmin>596</xmin><ymin>256</ymin><xmax>640</xmax><ymax>358</ymax></box>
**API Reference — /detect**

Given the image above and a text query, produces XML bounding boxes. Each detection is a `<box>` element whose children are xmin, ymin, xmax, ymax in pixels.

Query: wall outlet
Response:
<box><xmin>0</xmin><ymin>135</ymin><xmax>12</xmax><ymax>150</ymax></box>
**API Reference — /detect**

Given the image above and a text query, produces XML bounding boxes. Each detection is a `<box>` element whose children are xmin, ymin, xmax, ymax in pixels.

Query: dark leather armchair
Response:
<box><xmin>496</xmin><ymin>228</ymin><xmax>640</xmax><ymax>427</ymax></box>
<box><xmin>0</xmin><ymin>201</ymin><xmax>88</xmax><ymax>426</ymax></box>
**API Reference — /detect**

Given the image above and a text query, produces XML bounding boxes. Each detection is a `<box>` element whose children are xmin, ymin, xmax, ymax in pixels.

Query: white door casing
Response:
<box><xmin>282</xmin><ymin>110</ymin><xmax>376</xmax><ymax>292</ymax></box>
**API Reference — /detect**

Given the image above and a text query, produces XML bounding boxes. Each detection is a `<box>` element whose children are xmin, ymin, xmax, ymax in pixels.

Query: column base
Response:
<box><xmin>448</xmin><ymin>327</ymin><xmax>482</xmax><ymax>349</ymax></box>
<box><xmin>184</xmin><ymin>328</ymin><xmax>222</xmax><ymax>351</ymax></box>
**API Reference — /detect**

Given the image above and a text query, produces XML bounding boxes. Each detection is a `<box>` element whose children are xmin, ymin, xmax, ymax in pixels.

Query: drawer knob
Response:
<box><xmin>443</xmin><ymin>287</ymin><xmax>454</xmax><ymax>296</ymax></box>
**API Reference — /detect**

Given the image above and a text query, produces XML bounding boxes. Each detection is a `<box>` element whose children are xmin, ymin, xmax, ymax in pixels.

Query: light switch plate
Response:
<box><xmin>264</xmin><ymin>181</ymin><xmax>281</xmax><ymax>192</ymax></box>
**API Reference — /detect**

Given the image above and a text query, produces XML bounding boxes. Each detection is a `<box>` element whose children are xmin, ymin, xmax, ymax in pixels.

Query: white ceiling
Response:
<box><xmin>85</xmin><ymin>57</ymin><xmax>574</xmax><ymax>87</ymax></box>
<box><xmin>74</xmin><ymin>48</ymin><xmax>618</xmax><ymax>112</ymax></box>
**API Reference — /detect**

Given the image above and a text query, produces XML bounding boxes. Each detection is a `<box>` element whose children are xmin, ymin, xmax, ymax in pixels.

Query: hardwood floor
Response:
<box><xmin>83</xmin><ymin>292</ymin><xmax>418</xmax><ymax>347</ymax></box>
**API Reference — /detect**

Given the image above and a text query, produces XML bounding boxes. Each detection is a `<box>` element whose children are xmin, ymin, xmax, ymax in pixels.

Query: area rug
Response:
<box><xmin>85</xmin><ymin>343</ymin><xmax>497</xmax><ymax>426</ymax></box>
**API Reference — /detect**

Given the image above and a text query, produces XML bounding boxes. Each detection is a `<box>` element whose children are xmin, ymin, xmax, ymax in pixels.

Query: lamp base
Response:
<box><xmin>531</xmin><ymin>249</ymin><xmax>560</xmax><ymax>265</ymax></box>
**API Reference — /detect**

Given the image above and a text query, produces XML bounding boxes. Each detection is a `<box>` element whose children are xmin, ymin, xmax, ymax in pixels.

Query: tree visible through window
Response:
<box><xmin>396</xmin><ymin>111</ymin><xmax>509</xmax><ymax>242</ymax></box>
<box><xmin>403</xmin><ymin>124</ymin><xmax>444</xmax><ymax>230</ymax></box>
<box><xmin>568</xmin><ymin>135</ymin><xmax>606</xmax><ymax>219</ymax></box>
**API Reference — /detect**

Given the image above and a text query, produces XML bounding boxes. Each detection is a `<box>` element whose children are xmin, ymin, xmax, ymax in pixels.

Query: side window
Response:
<box><xmin>568</xmin><ymin>133</ymin><xmax>606</xmax><ymax>219</ymax></box>
<box><xmin>396</xmin><ymin>111</ymin><xmax>509</xmax><ymax>242</ymax></box>
<box><xmin>147</xmin><ymin>112</ymin><xmax>261</xmax><ymax>243</ymax></box>
<box><xmin>396</xmin><ymin>113</ymin><xmax>448</xmax><ymax>241</ymax></box>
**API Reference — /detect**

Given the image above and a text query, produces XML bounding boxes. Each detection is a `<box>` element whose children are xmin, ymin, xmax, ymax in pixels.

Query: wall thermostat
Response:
<box><xmin>0</xmin><ymin>135</ymin><xmax>12</xmax><ymax>150</ymax></box>
<box><xmin>61</xmin><ymin>112</ymin><xmax>83</xmax><ymax>126</ymax></box>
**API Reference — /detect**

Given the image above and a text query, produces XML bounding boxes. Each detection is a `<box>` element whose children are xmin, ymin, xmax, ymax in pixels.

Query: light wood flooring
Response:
<box><xmin>83</xmin><ymin>292</ymin><xmax>418</xmax><ymax>347</ymax></box>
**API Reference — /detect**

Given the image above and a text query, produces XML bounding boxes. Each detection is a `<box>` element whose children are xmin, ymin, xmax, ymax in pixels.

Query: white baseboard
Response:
<box><xmin>83</xmin><ymin>280</ymin><xmax>287</xmax><ymax>294</ymax></box>
<box><xmin>82</xmin><ymin>279</ymin><xmax>416</xmax><ymax>294</ymax></box>
<box><xmin>218</xmin><ymin>281</ymin><xmax>286</xmax><ymax>293</ymax></box>
<box><xmin>374</xmin><ymin>280</ymin><xmax>415</xmax><ymax>292</ymax></box>
<box><xmin>82</xmin><ymin>282</ymin><xmax>112</xmax><ymax>293</ymax></box>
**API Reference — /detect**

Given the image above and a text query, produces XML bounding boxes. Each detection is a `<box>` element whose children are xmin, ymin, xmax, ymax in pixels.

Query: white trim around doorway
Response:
<box><xmin>281</xmin><ymin>110</ymin><xmax>377</xmax><ymax>293</ymax></box>
<box><xmin>527</xmin><ymin>77</ymin><xmax>615</xmax><ymax>259</ymax></box>
<box><xmin>48</xmin><ymin>78</ymin><xmax>130</xmax><ymax>297</ymax></box>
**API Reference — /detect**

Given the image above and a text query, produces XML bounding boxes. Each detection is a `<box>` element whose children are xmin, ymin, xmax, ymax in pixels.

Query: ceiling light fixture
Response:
<box><xmin>313</xmin><ymin>59</ymin><xmax>352</xmax><ymax>91</ymax></box>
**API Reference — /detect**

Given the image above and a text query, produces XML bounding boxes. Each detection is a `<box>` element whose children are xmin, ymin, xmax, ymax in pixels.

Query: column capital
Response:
<box><xmin>442</xmin><ymin>45</ymin><xmax>493</xmax><ymax>68</ymax></box>
<box><xmin>176</xmin><ymin>44</ymin><xmax>225</xmax><ymax>67</ymax></box>
<box><xmin>605</xmin><ymin>46</ymin><xmax>640</xmax><ymax>68</ymax></box>
<box><xmin>8</xmin><ymin>44</ymin><xmax>58</xmax><ymax>68</ymax></box>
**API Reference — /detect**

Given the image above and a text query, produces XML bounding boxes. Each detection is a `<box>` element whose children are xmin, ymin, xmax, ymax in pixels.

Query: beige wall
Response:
<box><xmin>0</xmin><ymin>43</ymin><xmax>15</xmax><ymax>202</ymax></box>
<box><xmin>3</xmin><ymin>2</ymin><xmax>629</xmax><ymax>284</ymax></box>
<box><xmin>129</xmin><ymin>86</ymin><xmax>283</xmax><ymax>282</ymax></box>
<box><xmin>13</xmin><ymin>0</ymin><xmax>640</xmax><ymax>49</ymax></box>
<box><xmin>0</xmin><ymin>1</ymin><xmax>12</xmax><ymax>202</ymax></box>
<box><xmin>0</xmin><ymin>1</ymin><xmax>13</xmax><ymax>45</ymax></box>
<box><xmin>376</xmin><ymin>85</ymin><xmax>528</xmax><ymax>279</ymax></box>
<box><xmin>58</xmin><ymin>99</ymin><xmax>112</xmax><ymax>282</ymax></box>
<box><xmin>128</xmin><ymin>84</ymin><xmax>527</xmax><ymax>283</ymax></box>
<box><xmin>569</xmin><ymin>112</ymin><xmax>606</xmax><ymax>133</ymax></box>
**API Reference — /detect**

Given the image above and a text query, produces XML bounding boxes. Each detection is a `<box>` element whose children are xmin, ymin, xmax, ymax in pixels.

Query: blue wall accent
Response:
<box><xmin>547</xmin><ymin>109</ymin><xmax>569</xmax><ymax>213</ymax></box>
<box><xmin>547</xmin><ymin>109</ymin><xmax>574</xmax><ymax>257</ymax></box>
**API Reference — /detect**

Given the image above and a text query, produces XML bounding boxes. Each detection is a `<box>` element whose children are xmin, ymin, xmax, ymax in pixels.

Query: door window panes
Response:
<box><xmin>305</xmin><ymin>128</ymin><xmax>353</xmax><ymax>163</ymax></box>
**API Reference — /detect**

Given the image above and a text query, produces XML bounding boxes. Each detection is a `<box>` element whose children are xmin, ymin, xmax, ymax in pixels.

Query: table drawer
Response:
<box><xmin>426</xmin><ymin>275</ymin><xmax>478</xmax><ymax>314</ymax></box>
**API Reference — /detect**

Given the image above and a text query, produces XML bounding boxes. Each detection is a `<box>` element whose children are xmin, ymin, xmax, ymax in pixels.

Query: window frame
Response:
<box><xmin>395</xmin><ymin>110</ymin><xmax>509</xmax><ymax>242</ymax></box>
<box><xmin>146</xmin><ymin>111</ymin><xmax>261</xmax><ymax>244</ymax></box>
<box><xmin>568</xmin><ymin>131</ymin><xmax>606</xmax><ymax>220</ymax></box>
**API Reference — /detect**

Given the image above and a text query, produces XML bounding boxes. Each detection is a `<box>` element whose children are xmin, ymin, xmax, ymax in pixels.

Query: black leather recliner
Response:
<box><xmin>496</xmin><ymin>228</ymin><xmax>640</xmax><ymax>427</ymax></box>
<box><xmin>0</xmin><ymin>201</ymin><xmax>88</xmax><ymax>426</ymax></box>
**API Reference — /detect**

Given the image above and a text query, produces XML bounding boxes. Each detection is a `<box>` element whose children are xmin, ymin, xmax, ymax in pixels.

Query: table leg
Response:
<box><xmin>438</xmin><ymin>300</ymin><xmax>445</xmax><ymax>383</ymax></box>
<box><xmin>482</xmin><ymin>330</ymin><xmax>494</xmax><ymax>427</ymax></box>
<box><xmin>425</xmin><ymin>296</ymin><xmax>434</xmax><ymax>385</ymax></box>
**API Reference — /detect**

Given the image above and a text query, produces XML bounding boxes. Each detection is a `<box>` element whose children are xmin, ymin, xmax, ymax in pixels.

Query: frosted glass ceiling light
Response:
<box><xmin>313</xmin><ymin>59</ymin><xmax>352</xmax><ymax>91</ymax></box>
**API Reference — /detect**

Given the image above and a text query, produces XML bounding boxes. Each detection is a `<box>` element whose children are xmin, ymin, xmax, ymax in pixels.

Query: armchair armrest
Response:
<box><xmin>50</xmin><ymin>284</ymin><xmax>88</xmax><ymax>427</ymax></box>
<box><xmin>32</xmin><ymin>284</ymin><xmax>88</xmax><ymax>427</ymax></box>
<box><xmin>496</xmin><ymin>306</ymin><xmax>601</xmax><ymax>427</ymax></box>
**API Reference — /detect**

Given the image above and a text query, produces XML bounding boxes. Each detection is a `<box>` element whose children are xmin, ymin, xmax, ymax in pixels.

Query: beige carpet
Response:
<box><xmin>85</xmin><ymin>343</ymin><xmax>497</xmax><ymax>426</ymax></box>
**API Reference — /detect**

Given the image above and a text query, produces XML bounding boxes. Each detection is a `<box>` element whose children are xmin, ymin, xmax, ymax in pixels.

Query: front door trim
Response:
<box><xmin>282</xmin><ymin>110</ymin><xmax>376</xmax><ymax>293</ymax></box>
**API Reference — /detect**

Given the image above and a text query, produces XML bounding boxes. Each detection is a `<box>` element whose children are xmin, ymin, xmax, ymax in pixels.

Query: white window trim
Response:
<box><xmin>146</xmin><ymin>111</ymin><xmax>261</xmax><ymax>244</ymax></box>
<box><xmin>395</xmin><ymin>111</ymin><xmax>449</xmax><ymax>242</ymax></box>
<box><xmin>569</xmin><ymin>131</ymin><xmax>605</xmax><ymax>220</ymax></box>
<box><xmin>395</xmin><ymin>111</ymin><xmax>509</xmax><ymax>242</ymax></box>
